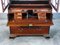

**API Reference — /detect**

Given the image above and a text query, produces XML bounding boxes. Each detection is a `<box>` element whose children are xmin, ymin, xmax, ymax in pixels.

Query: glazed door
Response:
<box><xmin>1</xmin><ymin>0</ymin><xmax>59</xmax><ymax>12</ymax></box>
<box><xmin>51</xmin><ymin>0</ymin><xmax>59</xmax><ymax>12</ymax></box>
<box><xmin>1</xmin><ymin>0</ymin><xmax>9</xmax><ymax>12</ymax></box>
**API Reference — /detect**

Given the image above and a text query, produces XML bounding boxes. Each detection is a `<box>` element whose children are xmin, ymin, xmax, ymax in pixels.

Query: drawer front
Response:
<box><xmin>10</xmin><ymin>26</ymin><xmax>49</xmax><ymax>34</ymax></box>
<box><xmin>38</xmin><ymin>12</ymin><xmax>46</xmax><ymax>20</ymax></box>
<box><xmin>14</xmin><ymin>12</ymin><xmax>22</xmax><ymax>20</ymax></box>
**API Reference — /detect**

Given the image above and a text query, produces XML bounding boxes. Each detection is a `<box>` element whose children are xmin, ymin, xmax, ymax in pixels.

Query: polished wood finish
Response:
<box><xmin>10</xmin><ymin>26</ymin><xmax>49</xmax><ymax>35</ymax></box>
<box><xmin>8</xmin><ymin>1</ymin><xmax>53</xmax><ymax>38</ymax></box>
<box><xmin>8</xmin><ymin>8</ymin><xmax>51</xmax><ymax>13</ymax></box>
<box><xmin>7</xmin><ymin>20</ymin><xmax>53</xmax><ymax>26</ymax></box>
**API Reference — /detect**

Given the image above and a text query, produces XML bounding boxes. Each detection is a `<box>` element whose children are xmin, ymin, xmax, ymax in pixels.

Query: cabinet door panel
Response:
<box><xmin>51</xmin><ymin>0</ymin><xmax>59</xmax><ymax>12</ymax></box>
<box><xmin>1</xmin><ymin>0</ymin><xmax>9</xmax><ymax>12</ymax></box>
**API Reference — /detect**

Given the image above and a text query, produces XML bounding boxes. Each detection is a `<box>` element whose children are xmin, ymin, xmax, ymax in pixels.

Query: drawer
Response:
<box><xmin>38</xmin><ymin>12</ymin><xmax>46</xmax><ymax>16</ymax></box>
<box><xmin>38</xmin><ymin>12</ymin><xmax>46</xmax><ymax>20</ymax></box>
<box><xmin>14</xmin><ymin>12</ymin><xmax>22</xmax><ymax>20</ymax></box>
<box><xmin>10</xmin><ymin>26</ymin><xmax>49</xmax><ymax>34</ymax></box>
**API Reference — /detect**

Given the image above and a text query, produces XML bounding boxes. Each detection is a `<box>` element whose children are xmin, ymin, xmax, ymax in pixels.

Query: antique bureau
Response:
<box><xmin>7</xmin><ymin>0</ymin><xmax>53</xmax><ymax>39</ymax></box>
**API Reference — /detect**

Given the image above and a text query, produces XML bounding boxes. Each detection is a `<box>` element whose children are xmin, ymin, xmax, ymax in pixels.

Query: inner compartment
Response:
<box><xmin>46</xmin><ymin>13</ymin><xmax>53</xmax><ymax>21</ymax></box>
<box><xmin>8</xmin><ymin>13</ymin><xmax>14</xmax><ymax>21</ymax></box>
<box><xmin>22</xmin><ymin>10</ymin><xmax>38</xmax><ymax>19</ymax></box>
<box><xmin>22</xmin><ymin>13</ymin><xmax>27</xmax><ymax>19</ymax></box>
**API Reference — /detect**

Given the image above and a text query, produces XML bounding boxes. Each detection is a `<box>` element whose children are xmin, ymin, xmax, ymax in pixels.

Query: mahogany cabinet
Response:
<box><xmin>2</xmin><ymin>0</ymin><xmax>54</xmax><ymax>38</ymax></box>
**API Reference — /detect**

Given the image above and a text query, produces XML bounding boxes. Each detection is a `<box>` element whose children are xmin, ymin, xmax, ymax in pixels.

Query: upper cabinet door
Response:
<box><xmin>1</xmin><ymin>0</ymin><xmax>9</xmax><ymax>12</ymax></box>
<box><xmin>51</xmin><ymin>0</ymin><xmax>59</xmax><ymax>12</ymax></box>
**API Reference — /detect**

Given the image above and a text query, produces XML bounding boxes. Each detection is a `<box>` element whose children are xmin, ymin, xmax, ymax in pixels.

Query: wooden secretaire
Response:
<box><xmin>7</xmin><ymin>0</ymin><xmax>54</xmax><ymax>38</ymax></box>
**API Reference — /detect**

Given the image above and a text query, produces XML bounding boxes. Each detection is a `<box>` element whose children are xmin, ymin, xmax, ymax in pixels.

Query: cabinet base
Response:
<box><xmin>9</xmin><ymin>26</ymin><xmax>50</xmax><ymax>39</ymax></box>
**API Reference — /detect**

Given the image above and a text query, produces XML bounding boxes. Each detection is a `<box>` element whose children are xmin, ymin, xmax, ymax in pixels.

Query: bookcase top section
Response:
<box><xmin>10</xmin><ymin>0</ymin><xmax>49</xmax><ymax>4</ymax></box>
<box><xmin>10</xmin><ymin>0</ymin><xmax>48</xmax><ymax>1</ymax></box>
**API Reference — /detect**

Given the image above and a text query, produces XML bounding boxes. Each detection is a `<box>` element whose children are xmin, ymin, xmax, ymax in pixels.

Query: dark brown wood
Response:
<box><xmin>10</xmin><ymin>26</ymin><xmax>49</xmax><ymax>36</ymax></box>
<box><xmin>7</xmin><ymin>20</ymin><xmax>53</xmax><ymax>26</ymax></box>
<box><xmin>7</xmin><ymin>1</ymin><xmax>53</xmax><ymax>38</ymax></box>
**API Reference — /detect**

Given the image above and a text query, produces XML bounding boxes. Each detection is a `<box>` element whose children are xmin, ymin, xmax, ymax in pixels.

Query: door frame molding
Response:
<box><xmin>50</xmin><ymin>0</ymin><xmax>59</xmax><ymax>12</ymax></box>
<box><xmin>1</xmin><ymin>0</ymin><xmax>9</xmax><ymax>12</ymax></box>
